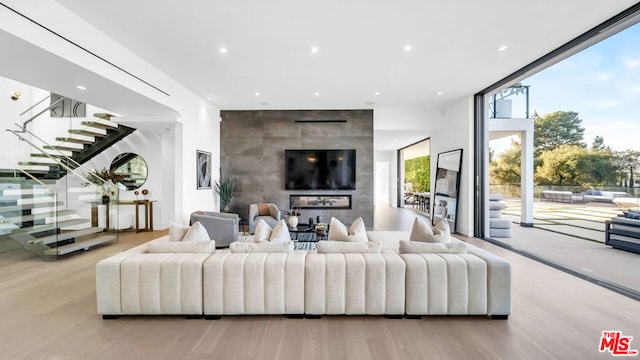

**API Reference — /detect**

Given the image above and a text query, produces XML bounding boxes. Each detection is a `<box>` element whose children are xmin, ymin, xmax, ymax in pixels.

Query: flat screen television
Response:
<box><xmin>285</xmin><ymin>149</ymin><xmax>356</xmax><ymax>190</ymax></box>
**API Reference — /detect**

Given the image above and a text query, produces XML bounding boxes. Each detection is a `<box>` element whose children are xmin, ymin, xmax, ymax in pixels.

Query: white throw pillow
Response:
<box><xmin>348</xmin><ymin>217</ymin><xmax>368</xmax><ymax>243</ymax></box>
<box><xmin>147</xmin><ymin>241</ymin><xmax>216</xmax><ymax>253</ymax></box>
<box><xmin>328</xmin><ymin>217</ymin><xmax>349</xmax><ymax>241</ymax></box>
<box><xmin>168</xmin><ymin>222</ymin><xmax>190</xmax><ymax>242</ymax></box>
<box><xmin>269</xmin><ymin>220</ymin><xmax>291</xmax><ymax>243</ymax></box>
<box><xmin>182</xmin><ymin>221</ymin><xmax>211</xmax><ymax>242</ymax></box>
<box><xmin>398</xmin><ymin>239</ymin><xmax>467</xmax><ymax>254</ymax></box>
<box><xmin>230</xmin><ymin>241</ymin><xmax>294</xmax><ymax>253</ymax></box>
<box><xmin>328</xmin><ymin>217</ymin><xmax>368</xmax><ymax>242</ymax></box>
<box><xmin>431</xmin><ymin>219</ymin><xmax>451</xmax><ymax>243</ymax></box>
<box><xmin>253</xmin><ymin>219</ymin><xmax>273</xmax><ymax>242</ymax></box>
<box><xmin>317</xmin><ymin>240</ymin><xmax>381</xmax><ymax>253</ymax></box>
<box><xmin>409</xmin><ymin>217</ymin><xmax>450</xmax><ymax>243</ymax></box>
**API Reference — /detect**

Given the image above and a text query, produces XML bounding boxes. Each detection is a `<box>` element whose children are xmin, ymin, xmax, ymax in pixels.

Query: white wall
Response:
<box><xmin>430</xmin><ymin>96</ymin><xmax>474</xmax><ymax>236</ymax></box>
<box><xmin>0</xmin><ymin>78</ymin><xmax>48</xmax><ymax>165</ymax></box>
<box><xmin>0</xmin><ymin>1</ymin><xmax>221</xmax><ymax>228</ymax></box>
<box><xmin>375</xmin><ymin>97</ymin><xmax>475</xmax><ymax>236</ymax></box>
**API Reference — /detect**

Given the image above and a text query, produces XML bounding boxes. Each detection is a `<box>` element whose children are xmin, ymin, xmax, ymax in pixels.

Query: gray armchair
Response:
<box><xmin>190</xmin><ymin>211</ymin><xmax>238</xmax><ymax>248</ymax></box>
<box><xmin>248</xmin><ymin>203</ymin><xmax>281</xmax><ymax>234</ymax></box>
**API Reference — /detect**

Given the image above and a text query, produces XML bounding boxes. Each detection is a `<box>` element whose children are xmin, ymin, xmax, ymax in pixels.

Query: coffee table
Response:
<box><xmin>289</xmin><ymin>223</ymin><xmax>328</xmax><ymax>250</ymax></box>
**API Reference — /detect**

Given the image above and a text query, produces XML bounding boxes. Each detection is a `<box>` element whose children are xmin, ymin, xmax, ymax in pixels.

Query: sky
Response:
<box><xmin>491</xmin><ymin>22</ymin><xmax>640</xmax><ymax>154</ymax></box>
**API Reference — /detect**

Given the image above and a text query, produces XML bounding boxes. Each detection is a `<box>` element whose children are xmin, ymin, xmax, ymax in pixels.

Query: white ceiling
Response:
<box><xmin>12</xmin><ymin>1</ymin><xmax>640</xmax><ymax>150</ymax></box>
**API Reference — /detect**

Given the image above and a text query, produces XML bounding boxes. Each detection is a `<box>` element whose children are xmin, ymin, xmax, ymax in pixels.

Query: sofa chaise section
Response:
<box><xmin>96</xmin><ymin>236</ymin><xmax>211</xmax><ymax>318</ymax></box>
<box><xmin>304</xmin><ymin>253</ymin><xmax>406</xmax><ymax>316</ymax></box>
<box><xmin>401</xmin><ymin>246</ymin><xmax>511</xmax><ymax>319</ymax></box>
<box><xmin>203</xmin><ymin>251</ymin><xmax>306</xmax><ymax>316</ymax></box>
<box><xmin>118</xmin><ymin>252</ymin><xmax>209</xmax><ymax>316</ymax></box>
<box><xmin>96</xmin><ymin>240</ymin><xmax>151</xmax><ymax>316</ymax></box>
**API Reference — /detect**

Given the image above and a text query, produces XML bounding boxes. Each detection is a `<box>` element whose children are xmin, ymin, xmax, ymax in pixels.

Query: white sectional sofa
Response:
<box><xmin>96</xmin><ymin>232</ymin><xmax>511</xmax><ymax>320</ymax></box>
<box><xmin>304</xmin><ymin>253</ymin><xmax>407</xmax><ymax>316</ymax></box>
<box><xmin>203</xmin><ymin>251</ymin><xmax>306</xmax><ymax>316</ymax></box>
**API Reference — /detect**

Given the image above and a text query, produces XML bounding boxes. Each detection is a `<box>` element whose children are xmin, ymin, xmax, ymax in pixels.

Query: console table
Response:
<box><xmin>90</xmin><ymin>200</ymin><xmax>156</xmax><ymax>233</ymax></box>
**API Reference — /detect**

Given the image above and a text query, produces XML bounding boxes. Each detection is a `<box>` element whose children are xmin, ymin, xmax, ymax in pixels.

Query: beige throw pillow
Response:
<box><xmin>148</xmin><ymin>241</ymin><xmax>216</xmax><ymax>253</ymax></box>
<box><xmin>253</xmin><ymin>219</ymin><xmax>273</xmax><ymax>242</ymax></box>
<box><xmin>348</xmin><ymin>217</ymin><xmax>368</xmax><ymax>242</ymax></box>
<box><xmin>328</xmin><ymin>217</ymin><xmax>348</xmax><ymax>240</ymax></box>
<box><xmin>257</xmin><ymin>202</ymin><xmax>271</xmax><ymax>216</ymax></box>
<box><xmin>328</xmin><ymin>217</ymin><xmax>368</xmax><ymax>242</ymax></box>
<box><xmin>269</xmin><ymin>220</ymin><xmax>291</xmax><ymax>243</ymax></box>
<box><xmin>409</xmin><ymin>217</ymin><xmax>451</xmax><ymax>243</ymax></box>
<box><xmin>182</xmin><ymin>221</ymin><xmax>211</xmax><ymax>242</ymax></box>
<box><xmin>168</xmin><ymin>222</ymin><xmax>190</xmax><ymax>242</ymax></box>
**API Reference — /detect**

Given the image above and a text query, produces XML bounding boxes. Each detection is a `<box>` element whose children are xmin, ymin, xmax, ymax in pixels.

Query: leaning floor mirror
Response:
<box><xmin>432</xmin><ymin>149</ymin><xmax>462</xmax><ymax>232</ymax></box>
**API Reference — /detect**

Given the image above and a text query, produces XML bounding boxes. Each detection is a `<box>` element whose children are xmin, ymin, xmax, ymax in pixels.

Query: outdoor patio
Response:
<box><xmin>497</xmin><ymin>198</ymin><xmax>639</xmax><ymax>297</ymax></box>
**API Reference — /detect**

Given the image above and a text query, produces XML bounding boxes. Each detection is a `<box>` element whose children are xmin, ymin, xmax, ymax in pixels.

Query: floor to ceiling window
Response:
<box><xmin>476</xmin><ymin>7</ymin><xmax>640</xmax><ymax>299</ymax></box>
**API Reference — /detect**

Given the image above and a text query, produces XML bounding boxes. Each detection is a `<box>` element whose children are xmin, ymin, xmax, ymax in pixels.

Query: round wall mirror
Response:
<box><xmin>110</xmin><ymin>153</ymin><xmax>148</xmax><ymax>191</ymax></box>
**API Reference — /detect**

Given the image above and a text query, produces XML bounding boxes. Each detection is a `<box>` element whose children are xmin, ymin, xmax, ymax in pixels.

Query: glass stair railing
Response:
<box><xmin>1</xmin><ymin>95</ymin><xmax>123</xmax><ymax>260</ymax></box>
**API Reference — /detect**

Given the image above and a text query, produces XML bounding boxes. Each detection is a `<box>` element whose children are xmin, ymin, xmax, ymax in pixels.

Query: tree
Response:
<box><xmin>536</xmin><ymin>145</ymin><xmax>616</xmax><ymax>187</ymax></box>
<box><xmin>534</xmin><ymin>111</ymin><xmax>586</xmax><ymax>156</ymax></box>
<box><xmin>490</xmin><ymin>140</ymin><xmax>521</xmax><ymax>184</ymax></box>
<box><xmin>592</xmin><ymin>136</ymin><xmax>604</xmax><ymax>149</ymax></box>
<box><xmin>575</xmin><ymin>151</ymin><xmax>617</xmax><ymax>188</ymax></box>
<box><xmin>613</xmin><ymin>150</ymin><xmax>640</xmax><ymax>187</ymax></box>
<box><xmin>404</xmin><ymin>155</ymin><xmax>430</xmax><ymax>192</ymax></box>
<box><xmin>535</xmin><ymin>145</ymin><xmax>584</xmax><ymax>185</ymax></box>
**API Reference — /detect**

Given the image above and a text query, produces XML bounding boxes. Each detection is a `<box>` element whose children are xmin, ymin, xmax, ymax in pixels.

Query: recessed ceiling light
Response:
<box><xmin>437</xmin><ymin>91</ymin><xmax>443</xmax><ymax>95</ymax></box>
<box><xmin>255</xmin><ymin>92</ymin><xmax>260</xmax><ymax>96</ymax></box>
<box><xmin>219</xmin><ymin>47</ymin><xmax>228</xmax><ymax>54</ymax></box>
<box><xmin>76</xmin><ymin>85</ymin><xmax>86</xmax><ymax>90</ymax></box>
<box><xmin>314</xmin><ymin>92</ymin><xmax>320</xmax><ymax>96</ymax></box>
<box><xmin>310</xmin><ymin>46</ymin><xmax>319</xmax><ymax>53</ymax></box>
<box><xmin>498</xmin><ymin>45</ymin><xmax>508</xmax><ymax>51</ymax></box>
<box><xmin>404</xmin><ymin>45</ymin><xmax>412</xmax><ymax>52</ymax></box>
<box><xmin>374</xmin><ymin>92</ymin><xmax>380</xmax><ymax>96</ymax></box>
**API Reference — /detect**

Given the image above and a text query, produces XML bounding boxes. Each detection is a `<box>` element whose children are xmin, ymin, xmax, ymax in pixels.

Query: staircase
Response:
<box><xmin>0</xmin><ymin>94</ymin><xmax>134</xmax><ymax>260</ymax></box>
<box><xmin>0</xmin><ymin>177</ymin><xmax>117</xmax><ymax>260</ymax></box>
<box><xmin>13</xmin><ymin>112</ymin><xmax>136</xmax><ymax>180</ymax></box>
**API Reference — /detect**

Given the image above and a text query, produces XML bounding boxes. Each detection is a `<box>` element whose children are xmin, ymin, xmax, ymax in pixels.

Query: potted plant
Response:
<box><xmin>214</xmin><ymin>175</ymin><xmax>238</xmax><ymax>212</ymax></box>
<box><xmin>86</xmin><ymin>167</ymin><xmax>124</xmax><ymax>203</ymax></box>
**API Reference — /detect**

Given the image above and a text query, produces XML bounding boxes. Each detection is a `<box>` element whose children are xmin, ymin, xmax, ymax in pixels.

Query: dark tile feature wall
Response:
<box><xmin>220</xmin><ymin>110</ymin><xmax>374</xmax><ymax>227</ymax></box>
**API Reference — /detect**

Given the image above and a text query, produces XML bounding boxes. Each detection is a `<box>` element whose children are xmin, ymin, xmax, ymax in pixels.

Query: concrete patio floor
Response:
<box><xmin>497</xmin><ymin>199</ymin><xmax>639</xmax><ymax>297</ymax></box>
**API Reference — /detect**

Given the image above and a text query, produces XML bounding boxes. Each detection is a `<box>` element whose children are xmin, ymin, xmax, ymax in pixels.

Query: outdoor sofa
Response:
<box><xmin>584</xmin><ymin>190</ymin><xmax>628</xmax><ymax>203</ymax></box>
<box><xmin>540</xmin><ymin>190</ymin><xmax>585</xmax><ymax>203</ymax></box>
<box><xmin>605</xmin><ymin>210</ymin><xmax>640</xmax><ymax>254</ymax></box>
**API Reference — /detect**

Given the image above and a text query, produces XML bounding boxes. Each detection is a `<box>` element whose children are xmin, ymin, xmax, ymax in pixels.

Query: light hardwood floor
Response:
<box><xmin>1</xmin><ymin>207</ymin><xmax>639</xmax><ymax>359</ymax></box>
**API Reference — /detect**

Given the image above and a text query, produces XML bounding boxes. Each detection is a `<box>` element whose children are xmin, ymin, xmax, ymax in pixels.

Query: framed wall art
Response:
<box><xmin>196</xmin><ymin>150</ymin><xmax>212</xmax><ymax>189</ymax></box>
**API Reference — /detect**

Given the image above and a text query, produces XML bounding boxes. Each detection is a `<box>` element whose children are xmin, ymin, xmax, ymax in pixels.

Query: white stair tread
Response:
<box><xmin>17</xmin><ymin>197</ymin><xmax>58</xmax><ymax>205</ymax></box>
<box><xmin>0</xmin><ymin>201</ymin><xmax>63</xmax><ymax>213</ymax></box>
<box><xmin>68</xmin><ymin>186</ymin><xmax>100</xmax><ymax>193</ymax></box>
<box><xmin>1</xmin><ymin>210</ymin><xmax>75</xmax><ymax>224</ymax></box>
<box><xmin>16</xmin><ymin>218</ymin><xmax>90</xmax><ymax>234</ymax></box>
<box><xmin>23</xmin><ymin>227</ymin><xmax>105</xmax><ymax>245</ymax></box>
<box><xmin>43</xmin><ymin>235</ymin><xmax>116</xmax><ymax>256</ymax></box>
